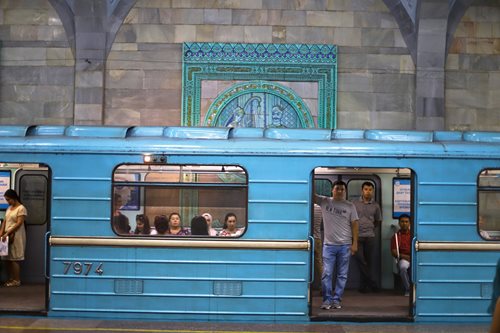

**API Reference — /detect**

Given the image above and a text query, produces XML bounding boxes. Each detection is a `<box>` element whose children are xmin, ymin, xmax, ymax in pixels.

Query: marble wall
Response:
<box><xmin>0</xmin><ymin>0</ymin><xmax>499</xmax><ymax>130</ymax></box>
<box><xmin>446</xmin><ymin>2</ymin><xmax>500</xmax><ymax>131</ymax></box>
<box><xmin>0</xmin><ymin>1</ymin><xmax>74</xmax><ymax>125</ymax></box>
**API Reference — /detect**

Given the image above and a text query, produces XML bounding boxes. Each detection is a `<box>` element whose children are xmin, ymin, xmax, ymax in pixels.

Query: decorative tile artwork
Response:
<box><xmin>182</xmin><ymin>42</ymin><xmax>337</xmax><ymax>128</ymax></box>
<box><xmin>205</xmin><ymin>81</ymin><xmax>314</xmax><ymax>128</ymax></box>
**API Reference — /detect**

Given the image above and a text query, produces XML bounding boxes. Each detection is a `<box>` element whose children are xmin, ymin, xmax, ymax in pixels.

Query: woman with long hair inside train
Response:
<box><xmin>0</xmin><ymin>189</ymin><xmax>27</xmax><ymax>287</ymax></box>
<box><xmin>134</xmin><ymin>214</ymin><xmax>151</xmax><ymax>235</ymax></box>
<box><xmin>219</xmin><ymin>212</ymin><xmax>243</xmax><ymax>237</ymax></box>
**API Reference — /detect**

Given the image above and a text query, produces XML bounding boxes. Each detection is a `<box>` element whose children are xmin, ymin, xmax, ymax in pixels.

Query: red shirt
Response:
<box><xmin>391</xmin><ymin>230</ymin><xmax>411</xmax><ymax>256</ymax></box>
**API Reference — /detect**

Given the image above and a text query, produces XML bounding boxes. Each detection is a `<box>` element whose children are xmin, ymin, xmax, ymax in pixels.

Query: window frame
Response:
<box><xmin>111</xmin><ymin>163</ymin><xmax>249</xmax><ymax>238</ymax></box>
<box><xmin>478</xmin><ymin>169</ymin><xmax>500</xmax><ymax>241</ymax></box>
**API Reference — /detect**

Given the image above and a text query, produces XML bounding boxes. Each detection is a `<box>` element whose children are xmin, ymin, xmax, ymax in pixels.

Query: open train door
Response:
<box><xmin>0</xmin><ymin>165</ymin><xmax>49</xmax><ymax>314</ymax></box>
<box><xmin>311</xmin><ymin>167</ymin><xmax>413</xmax><ymax>321</ymax></box>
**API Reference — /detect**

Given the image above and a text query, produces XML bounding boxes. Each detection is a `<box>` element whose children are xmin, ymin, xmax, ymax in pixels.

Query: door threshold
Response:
<box><xmin>311</xmin><ymin>314</ymin><xmax>413</xmax><ymax>322</ymax></box>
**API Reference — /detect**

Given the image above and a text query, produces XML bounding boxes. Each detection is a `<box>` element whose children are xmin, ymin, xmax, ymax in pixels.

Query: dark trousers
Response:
<box><xmin>354</xmin><ymin>236</ymin><xmax>377</xmax><ymax>289</ymax></box>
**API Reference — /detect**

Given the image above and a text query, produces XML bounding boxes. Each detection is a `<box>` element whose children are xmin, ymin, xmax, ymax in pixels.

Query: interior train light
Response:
<box><xmin>143</xmin><ymin>154</ymin><xmax>167</xmax><ymax>163</ymax></box>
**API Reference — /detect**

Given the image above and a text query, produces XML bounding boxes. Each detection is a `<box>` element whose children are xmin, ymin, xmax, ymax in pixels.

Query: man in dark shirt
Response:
<box><xmin>352</xmin><ymin>182</ymin><xmax>382</xmax><ymax>293</ymax></box>
<box><xmin>391</xmin><ymin>214</ymin><xmax>411</xmax><ymax>296</ymax></box>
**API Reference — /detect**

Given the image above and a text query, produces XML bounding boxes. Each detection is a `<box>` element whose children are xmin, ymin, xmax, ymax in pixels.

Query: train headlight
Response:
<box><xmin>143</xmin><ymin>154</ymin><xmax>166</xmax><ymax>163</ymax></box>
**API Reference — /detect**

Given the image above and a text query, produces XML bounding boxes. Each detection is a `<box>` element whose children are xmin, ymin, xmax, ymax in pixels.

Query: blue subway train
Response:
<box><xmin>0</xmin><ymin>125</ymin><xmax>499</xmax><ymax>323</ymax></box>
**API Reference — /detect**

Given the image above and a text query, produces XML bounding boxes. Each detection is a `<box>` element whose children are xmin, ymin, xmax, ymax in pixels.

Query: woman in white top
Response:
<box><xmin>0</xmin><ymin>189</ymin><xmax>27</xmax><ymax>287</ymax></box>
<box><xmin>202</xmin><ymin>213</ymin><xmax>218</xmax><ymax>236</ymax></box>
<box><xmin>219</xmin><ymin>212</ymin><xmax>243</xmax><ymax>237</ymax></box>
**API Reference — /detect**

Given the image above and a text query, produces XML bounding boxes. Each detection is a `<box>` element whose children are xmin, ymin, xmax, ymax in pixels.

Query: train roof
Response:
<box><xmin>0</xmin><ymin>125</ymin><xmax>499</xmax><ymax>158</ymax></box>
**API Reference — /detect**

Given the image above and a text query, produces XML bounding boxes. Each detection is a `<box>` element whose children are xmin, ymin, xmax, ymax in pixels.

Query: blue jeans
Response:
<box><xmin>398</xmin><ymin>259</ymin><xmax>411</xmax><ymax>292</ymax></box>
<box><xmin>321</xmin><ymin>244</ymin><xmax>351</xmax><ymax>304</ymax></box>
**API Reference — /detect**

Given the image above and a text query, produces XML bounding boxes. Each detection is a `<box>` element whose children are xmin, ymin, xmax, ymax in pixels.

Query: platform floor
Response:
<box><xmin>0</xmin><ymin>316</ymin><xmax>491</xmax><ymax>333</ymax></box>
<box><xmin>0</xmin><ymin>283</ymin><xmax>492</xmax><ymax>332</ymax></box>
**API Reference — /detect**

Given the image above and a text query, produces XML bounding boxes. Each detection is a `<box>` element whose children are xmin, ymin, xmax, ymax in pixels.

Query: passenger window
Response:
<box><xmin>478</xmin><ymin>170</ymin><xmax>500</xmax><ymax>240</ymax></box>
<box><xmin>315</xmin><ymin>179</ymin><xmax>332</xmax><ymax>196</ymax></box>
<box><xmin>112</xmin><ymin>164</ymin><xmax>247</xmax><ymax>237</ymax></box>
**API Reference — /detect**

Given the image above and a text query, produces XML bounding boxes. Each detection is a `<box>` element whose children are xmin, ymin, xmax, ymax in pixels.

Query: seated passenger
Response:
<box><xmin>167</xmin><ymin>212</ymin><xmax>190</xmax><ymax>235</ymax></box>
<box><xmin>219</xmin><ymin>212</ymin><xmax>243</xmax><ymax>237</ymax></box>
<box><xmin>479</xmin><ymin>215</ymin><xmax>492</xmax><ymax>240</ymax></box>
<box><xmin>202</xmin><ymin>212</ymin><xmax>218</xmax><ymax>236</ymax></box>
<box><xmin>112</xmin><ymin>193</ymin><xmax>131</xmax><ymax>234</ymax></box>
<box><xmin>391</xmin><ymin>214</ymin><xmax>411</xmax><ymax>296</ymax></box>
<box><xmin>134</xmin><ymin>214</ymin><xmax>151</xmax><ymax>235</ymax></box>
<box><xmin>154</xmin><ymin>215</ymin><xmax>169</xmax><ymax>235</ymax></box>
<box><xmin>191</xmin><ymin>215</ymin><xmax>209</xmax><ymax>235</ymax></box>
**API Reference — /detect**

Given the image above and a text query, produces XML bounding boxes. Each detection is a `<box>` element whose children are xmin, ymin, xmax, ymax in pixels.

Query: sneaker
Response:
<box><xmin>320</xmin><ymin>301</ymin><xmax>332</xmax><ymax>310</ymax></box>
<box><xmin>332</xmin><ymin>302</ymin><xmax>342</xmax><ymax>309</ymax></box>
<box><xmin>4</xmin><ymin>280</ymin><xmax>20</xmax><ymax>287</ymax></box>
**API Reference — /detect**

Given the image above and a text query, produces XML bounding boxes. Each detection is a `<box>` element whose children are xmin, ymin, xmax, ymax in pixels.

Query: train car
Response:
<box><xmin>0</xmin><ymin>125</ymin><xmax>499</xmax><ymax>323</ymax></box>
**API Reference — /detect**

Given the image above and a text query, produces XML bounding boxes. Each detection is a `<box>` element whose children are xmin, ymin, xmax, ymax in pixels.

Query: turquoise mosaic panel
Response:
<box><xmin>182</xmin><ymin>43</ymin><xmax>337</xmax><ymax>128</ymax></box>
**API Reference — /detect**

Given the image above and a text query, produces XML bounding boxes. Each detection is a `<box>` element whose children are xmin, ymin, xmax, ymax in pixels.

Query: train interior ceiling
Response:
<box><xmin>0</xmin><ymin>162</ymin><xmax>414</xmax><ymax>320</ymax></box>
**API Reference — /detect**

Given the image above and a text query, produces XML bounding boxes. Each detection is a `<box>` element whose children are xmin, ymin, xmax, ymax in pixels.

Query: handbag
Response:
<box><xmin>0</xmin><ymin>237</ymin><xmax>8</xmax><ymax>256</ymax></box>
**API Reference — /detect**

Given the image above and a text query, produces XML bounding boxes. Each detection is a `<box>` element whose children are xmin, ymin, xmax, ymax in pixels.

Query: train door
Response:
<box><xmin>0</xmin><ymin>165</ymin><xmax>49</xmax><ymax>314</ymax></box>
<box><xmin>311</xmin><ymin>167</ymin><xmax>413</xmax><ymax>321</ymax></box>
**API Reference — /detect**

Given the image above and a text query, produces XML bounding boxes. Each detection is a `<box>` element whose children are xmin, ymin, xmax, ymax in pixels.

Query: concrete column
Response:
<box><xmin>384</xmin><ymin>0</ymin><xmax>473</xmax><ymax>130</ymax></box>
<box><xmin>415</xmin><ymin>0</ymin><xmax>448</xmax><ymax>130</ymax></box>
<box><xmin>49</xmin><ymin>0</ymin><xmax>136</xmax><ymax>125</ymax></box>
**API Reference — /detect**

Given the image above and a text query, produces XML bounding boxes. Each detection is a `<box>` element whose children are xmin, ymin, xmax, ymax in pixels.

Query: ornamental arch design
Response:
<box><xmin>205</xmin><ymin>81</ymin><xmax>314</xmax><ymax>128</ymax></box>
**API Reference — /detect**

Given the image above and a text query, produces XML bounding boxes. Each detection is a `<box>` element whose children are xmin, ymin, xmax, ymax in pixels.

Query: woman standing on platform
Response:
<box><xmin>0</xmin><ymin>189</ymin><xmax>27</xmax><ymax>287</ymax></box>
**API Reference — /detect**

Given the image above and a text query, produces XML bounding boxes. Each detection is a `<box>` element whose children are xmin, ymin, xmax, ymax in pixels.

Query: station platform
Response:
<box><xmin>0</xmin><ymin>316</ymin><xmax>491</xmax><ymax>333</ymax></box>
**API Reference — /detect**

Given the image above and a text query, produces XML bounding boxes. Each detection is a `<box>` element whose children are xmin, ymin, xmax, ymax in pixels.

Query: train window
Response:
<box><xmin>18</xmin><ymin>174</ymin><xmax>48</xmax><ymax>225</ymax></box>
<box><xmin>112</xmin><ymin>164</ymin><xmax>247</xmax><ymax>237</ymax></box>
<box><xmin>315</xmin><ymin>179</ymin><xmax>332</xmax><ymax>196</ymax></box>
<box><xmin>478</xmin><ymin>169</ymin><xmax>500</xmax><ymax>240</ymax></box>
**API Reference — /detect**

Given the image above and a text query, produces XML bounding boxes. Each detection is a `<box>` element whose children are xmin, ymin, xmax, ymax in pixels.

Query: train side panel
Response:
<box><xmin>50</xmin><ymin>245</ymin><xmax>309</xmax><ymax>321</ymax></box>
<box><xmin>49</xmin><ymin>153</ymin><xmax>311</xmax><ymax>321</ymax></box>
<box><xmin>414</xmin><ymin>158</ymin><xmax>496</xmax><ymax>322</ymax></box>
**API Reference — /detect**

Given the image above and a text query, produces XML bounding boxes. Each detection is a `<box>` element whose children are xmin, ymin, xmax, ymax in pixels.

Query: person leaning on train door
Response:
<box><xmin>391</xmin><ymin>214</ymin><xmax>412</xmax><ymax>296</ymax></box>
<box><xmin>314</xmin><ymin>180</ymin><xmax>359</xmax><ymax>310</ymax></box>
<box><xmin>352</xmin><ymin>181</ymin><xmax>382</xmax><ymax>293</ymax></box>
<box><xmin>0</xmin><ymin>189</ymin><xmax>28</xmax><ymax>287</ymax></box>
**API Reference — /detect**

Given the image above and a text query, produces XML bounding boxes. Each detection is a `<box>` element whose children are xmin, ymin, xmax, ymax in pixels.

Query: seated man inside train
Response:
<box><xmin>391</xmin><ymin>214</ymin><xmax>411</xmax><ymax>296</ymax></box>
